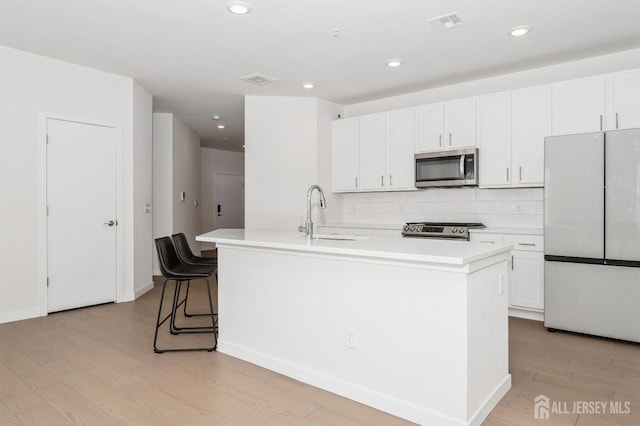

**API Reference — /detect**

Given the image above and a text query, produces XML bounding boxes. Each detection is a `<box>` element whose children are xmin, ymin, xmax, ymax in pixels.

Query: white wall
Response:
<box><xmin>200</xmin><ymin>148</ymin><xmax>245</xmax><ymax>249</ymax></box>
<box><xmin>0</xmin><ymin>45</ymin><xmax>151</xmax><ymax>323</ymax></box>
<box><xmin>345</xmin><ymin>48</ymin><xmax>640</xmax><ymax>117</ymax></box>
<box><xmin>131</xmin><ymin>81</ymin><xmax>154</xmax><ymax>297</ymax></box>
<box><xmin>152</xmin><ymin>113</ymin><xmax>202</xmax><ymax>274</ymax></box>
<box><xmin>244</xmin><ymin>96</ymin><xmax>342</xmax><ymax>230</ymax></box>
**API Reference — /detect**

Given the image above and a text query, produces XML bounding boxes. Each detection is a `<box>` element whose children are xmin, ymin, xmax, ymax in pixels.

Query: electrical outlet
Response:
<box><xmin>344</xmin><ymin>327</ymin><xmax>356</xmax><ymax>349</ymax></box>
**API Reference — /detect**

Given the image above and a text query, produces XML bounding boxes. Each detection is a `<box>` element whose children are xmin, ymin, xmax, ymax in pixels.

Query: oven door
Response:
<box><xmin>415</xmin><ymin>148</ymin><xmax>478</xmax><ymax>187</ymax></box>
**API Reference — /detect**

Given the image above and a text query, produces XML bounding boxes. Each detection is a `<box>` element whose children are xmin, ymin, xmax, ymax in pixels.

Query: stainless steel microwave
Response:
<box><xmin>415</xmin><ymin>148</ymin><xmax>478</xmax><ymax>188</ymax></box>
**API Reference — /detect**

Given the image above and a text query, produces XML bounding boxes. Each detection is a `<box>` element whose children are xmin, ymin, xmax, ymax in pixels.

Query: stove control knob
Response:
<box><xmin>410</xmin><ymin>225</ymin><xmax>417</xmax><ymax>232</ymax></box>
<box><xmin>452</xmin><ymin>228</ymin><xmax>457</xmax><ymax>233</ymax></box>
<box><xmin>403</xmin><ymin>225</ymin><xmax>409</xmax><ymax>231</ymax></box>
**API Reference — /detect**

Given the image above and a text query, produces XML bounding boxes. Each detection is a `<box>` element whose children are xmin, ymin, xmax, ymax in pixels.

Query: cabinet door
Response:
<box><xmin>612</xmin><ymin>69</ymin><xmax>640</xmax><ymax>130</ymax></box>
<box><xmin>478</xmin><ymin>92</ymin><xmax>512</xmax><ymax>187</ymax></box>
<box><xmin>510</xmin><ymin>250</ymin><xmax>544</xmax><ymax>311</ymax></box>
<box><xmin>415</xmin><ymin>104</ymin><xmax>444</xmax><ymax>152</ymax></box>
<box><xmin>386</xmin><ymin>109</ymin><xmax>416</xmax><ymax>190</ymax></box>
<box><xmin>446</xmin><ymin>98</ymin><xmax>477</xmax><ymax>148</ymax></box>
<box><xmin>359</xmin><ymin>113</ymin><xmax>387</xmax><ymax>190</ymax></box>
<box><xmin>512</xmin><ymin>85</ymin><xmax>552</xmax><ymax>186</ymax></box>
<box><xmin>331</xmin><ymin>118</ymin><xmax>360</xmax><ymax>192</ymax></box>
<box><xmin>555</xmin><ymin>76</ymin><xmax>606</xmax><ymax>135</ymax></box>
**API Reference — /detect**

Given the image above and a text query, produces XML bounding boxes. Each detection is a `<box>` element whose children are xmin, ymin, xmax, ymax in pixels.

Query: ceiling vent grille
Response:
<box><xmin>427</xmin><ymin>12</ymin><xmax>465</xmax><ymax>31</ymax></box>
<box><xmin>240</xmin><ymin>72</ymin><xmax>278</xmax><ymax>86</ymax></box>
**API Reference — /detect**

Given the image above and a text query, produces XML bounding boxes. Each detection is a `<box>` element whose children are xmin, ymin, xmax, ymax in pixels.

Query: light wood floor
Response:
<box><xmin>1</xmin><ymin>280</ymin><xmax>639</xmax><ymax>425</ymax></box>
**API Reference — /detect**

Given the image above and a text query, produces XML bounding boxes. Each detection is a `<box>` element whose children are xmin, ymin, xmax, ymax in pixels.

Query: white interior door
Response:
<box><xmin>46</xmin><ymin>118</ymin><xmax>117</xmax><ymax>312</ymax></box>
<box><xmin>213</xmin><ymin>172</ymin><xmax>245</xmax><ymax>229</ymax></box>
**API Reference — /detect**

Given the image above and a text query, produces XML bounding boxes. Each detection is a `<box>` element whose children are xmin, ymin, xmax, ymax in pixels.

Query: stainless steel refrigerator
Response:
<box><xmin>544</xmin><ymin>128</ymin><xmax>640</xmax><ymax>342</ymax></box>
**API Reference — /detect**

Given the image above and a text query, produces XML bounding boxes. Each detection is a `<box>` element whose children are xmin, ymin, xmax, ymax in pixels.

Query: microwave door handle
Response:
<box><xmin>459</xmin><ymin>154</ymin><xmax>465</xmax><ymax>178</ymax></box>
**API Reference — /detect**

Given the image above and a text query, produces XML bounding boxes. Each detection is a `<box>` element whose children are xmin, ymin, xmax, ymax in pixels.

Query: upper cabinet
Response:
<box><xmin>554</xmin><ymin>69</ymin><xmax>640</xmax><ymax>134</ymax></box>
<box><xmin>386</xmin><ymin>109</ymin><xmax>417</xmax><ymax>190</ymax></box>
<box><xmin>416</xmin><ymin>97</ymin><xmax>477</xmax><ymax>152</ymax></box>
<box><xmin>611</xmin><ymin>69</ymin><xmax>640</xmax><ymax>130</ymax></box>
<box><xmin>554</xmin><ymin>76</ymin><xmax>606</xmax><ymax>135</ymax></box>
<box><xmin>479</xmin><ymin>85</ymin><xmax>552</xmax><ymax>188</ymax></box>
<box><xmin>332</xmin><ymin>118</ymin><xmax>360</xmax><ymax>192</ymax></box>
<box><xmin>332</xmin><ymin>110</ymin><xmax>415</xmax><ymax>193</ymax></box>
<box><xmin>359</xmin><ymin>113</ymin><xmax>387</xmax><ymax>191</ymax></box>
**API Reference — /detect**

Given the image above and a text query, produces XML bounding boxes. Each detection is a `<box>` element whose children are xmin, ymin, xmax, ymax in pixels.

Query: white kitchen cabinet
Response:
<box><xmin>554</xmin><ymin>75</ymin><xmax>606</xmax><ymax>135</ymax></box>
<box><xmin>386</xmin><ymin>109</ymin><xmax>416</xmax><ymax>190</ymax></box>
<box><xmin>331</xmin><ymin>110</ymin><xmax>415</xmax><ymax>193</ymax></box>
<box><xmin>470</xmin><ymin>232</ymin><xmax>544</xmax><ymax>316</ymax></box>
<box><xmin>359</xmin><ymin>113</ymin><xmax>387</xmax><ymax>190</ymax></box>
<box><xmin>478</xmin><ymin>92</ymin><xmax>512</xmax><ymax>187</ymax></box>
<box><xmin>415</xmin><ymin>98</ymin><xmax>477</xmax><ymax>152</ymax></box>
<box><xmin>611</xmin><ymin>69</ymin><xmax>640</xmax><ymax>130</ymax></box>
<box><xmin>512</xmin><ymin>85</ymin><xmax>552</xmax><ymax>186</ymax></box>
<box><xmin>331</xmin><ymin>118</ymin><xmax>360</xmax><ymax>192</ymax></box>
<box><xmin>478</xmin><ymin>85</ymin><xmax>551</xmax><ymax>188</ymax></box>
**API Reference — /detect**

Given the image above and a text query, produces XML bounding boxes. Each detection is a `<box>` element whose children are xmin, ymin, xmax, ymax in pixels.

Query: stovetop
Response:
<box><xmin>401</xmin><ymin>222</ymin><xmax>485</xmax><ymax>240</ymax></box>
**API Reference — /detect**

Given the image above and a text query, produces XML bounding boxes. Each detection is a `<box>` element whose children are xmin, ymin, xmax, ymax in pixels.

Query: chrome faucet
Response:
<box><xmin>303</xmin><ymin>184</ymin><xmax>326</xmax><ymax>239</ymax></box>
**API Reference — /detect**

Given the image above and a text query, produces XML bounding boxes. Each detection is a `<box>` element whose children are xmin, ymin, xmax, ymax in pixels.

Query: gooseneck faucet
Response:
<box><xmin>305</xmin><ymin>184</ymin><xmax>326</xmax><ymax>239</ymax></box>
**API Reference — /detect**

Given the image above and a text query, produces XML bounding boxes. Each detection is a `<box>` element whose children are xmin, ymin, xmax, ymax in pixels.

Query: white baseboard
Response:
<box><xmin>219</xmin><ymin>340</ymin><xmax>508</xmax><ymax>426</ymax></box>
<box><xmin>0</xmin><ymin>307</ymin><xmax>41</xmax><ymax>325</ymax></box>
<box><xmin>509</xmin><ymin>308</ymin><xmax>544</xmax><ymax>321</ymax></box>
<box><xmin>134</xmin><ymin>281</ymin><xmax>154</xmax><ymax>299</ymax></box>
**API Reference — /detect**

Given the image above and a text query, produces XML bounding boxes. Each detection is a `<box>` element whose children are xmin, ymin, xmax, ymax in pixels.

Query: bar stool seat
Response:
<box><xmin>154</xmin><ymin>236</ymin><xmax>217</xmax><ymax>353</ymax></box>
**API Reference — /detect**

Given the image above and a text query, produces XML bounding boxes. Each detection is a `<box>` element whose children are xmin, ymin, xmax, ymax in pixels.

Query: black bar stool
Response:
<box><xmin>154</xmin><ymin>236</ymin><xmax>217</xmax><ymax>353</ymax></box>
<box><xmin>171</xmin><ymin>233</ymin><xmax>218</xmax><ymax>318</ymax></box>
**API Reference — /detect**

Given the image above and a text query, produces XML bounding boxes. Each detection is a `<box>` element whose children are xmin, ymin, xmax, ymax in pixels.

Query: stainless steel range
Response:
<box><xmin>401</xmin><ymin>222</ymin><xmax>485</xmax><ymax>240</ymax></box>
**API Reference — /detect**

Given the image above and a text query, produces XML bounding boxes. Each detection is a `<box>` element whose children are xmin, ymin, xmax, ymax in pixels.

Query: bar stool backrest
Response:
<box><xmin>155</xmin><ymin>237</ymin><xmax>183</xmax><ymax>279</ymax></box>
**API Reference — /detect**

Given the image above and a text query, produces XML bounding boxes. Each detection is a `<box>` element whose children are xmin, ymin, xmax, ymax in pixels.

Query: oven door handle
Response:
<box><xmin>459</xmin><ymin>154</ymin><xmax>466</xmax><ymax>178</ymax></box>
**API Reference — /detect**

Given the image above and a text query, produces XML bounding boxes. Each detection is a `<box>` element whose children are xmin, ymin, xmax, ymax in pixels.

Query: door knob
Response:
<box><xmin>104</xmin><ymin>220</ymin><xmax>116</xmax><ymax>226</ymax></box>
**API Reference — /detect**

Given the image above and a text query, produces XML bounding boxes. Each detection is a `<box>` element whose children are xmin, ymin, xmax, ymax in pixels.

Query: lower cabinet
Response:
<box><xmin>470</xmin><ymin>232</ymin><xmax>544</xmax><ymax>319</ymax></box>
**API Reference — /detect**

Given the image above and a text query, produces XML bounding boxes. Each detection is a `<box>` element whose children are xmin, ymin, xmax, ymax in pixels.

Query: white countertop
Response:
<box><xmin>319</xmin><ymin>223</ymin><xmax>402</xmax><ymax>230</ymax></box>
<box><xmin>470</xmin><ymin>227</ymin><xmax>543</xmax><ymax>236</ymax></box>
<box><xmin>197</xmin><ymin>229</ymin><xmax>512</xmax><ymax>267</ymax></box>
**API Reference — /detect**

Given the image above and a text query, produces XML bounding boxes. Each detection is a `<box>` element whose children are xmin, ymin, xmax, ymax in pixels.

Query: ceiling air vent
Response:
<box><xmin>427</xmin><ymin>12</ymin><xmax>465</xmax><ymax>31</ymax></box>
<box><xmin>240</xmin><ymin>72</ymin><xmax>278</xmax><ymax>86</ymax></box>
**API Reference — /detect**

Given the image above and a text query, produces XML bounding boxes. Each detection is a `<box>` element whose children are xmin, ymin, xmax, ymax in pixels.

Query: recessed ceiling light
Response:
<box><xmin>302</xmin><ymin>82</ymin><xmax>315</xmax><ymax>89</ymax></box>
<box><xmin>212</xmin><ymin>115</ymin><xmax>222</xmax><ymax>121</ymax></box>
<box><xmin>226</xmin><ymin>1</ymin><xmax>250</xmax><ymax>15</ymax></box>
<box><xmin>509</xmin><ymin>25</ymin><xmax>531</xmax><ymax>37</ymax></box>
<box><xmin>217</xmin><ymin>124</ymin><xmax>225</xmax><ymax>129</ymax></box>
<box><xmin>386</xmin><ymin>59</ymin><xmax>403</xmax><ymax>68</ymax></box>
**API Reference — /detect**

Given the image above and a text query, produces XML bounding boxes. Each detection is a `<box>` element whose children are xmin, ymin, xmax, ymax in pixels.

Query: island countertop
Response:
<box><xmin>197</xmin><ymin>228</ymin><xmax>512</xmax><ymax>268</ymax></box>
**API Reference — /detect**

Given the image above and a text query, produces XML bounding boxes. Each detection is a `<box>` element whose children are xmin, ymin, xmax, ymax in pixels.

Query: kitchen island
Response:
<box><xmin>196</xmin><ymin>229</ymin><xmax>512</xmax><ymax>426</ymax></box>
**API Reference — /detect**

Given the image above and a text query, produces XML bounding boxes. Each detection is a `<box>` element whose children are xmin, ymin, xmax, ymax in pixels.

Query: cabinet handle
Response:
<box><xmin>355</xmin><ymin>177</ymin><xmax>358</xmax><ymax>188</ymax></box>
<box><xmin>518</xmin><ymin>242</ymin><xmax>536</xmax><ymax>247</ymax></box>
<box><xmin>506</xmin><ymin>168</ymin><xmax>510</xmax><ymax>182</ymax></box>
<box><xmin>449</xmin><ymin>133</ymin><xmax>452</xmax><ymax>146</ymax></box>
<box><xmin>381</xmin><ymin>175</ymin><xmax>384</xmax><ymax>186</ymax></box>
<box><xmin>600</xmin><ymin>114</ymin><xmax>603</xmax><ymax>131</ymax></box>
<box><xmin>480</xmin><ymin>240</ymin><xmax>496</xmax><ymax>244</ymax></box>
<box><xmin>519</xmin><ymin>166</ymin><xmax>522</xmax><ymax>181</ymax></box>
<box><xmin>511</xmin><ymin>255</ymin><xmax>514</xmax><ymax>271</ymax></box>
<box><xmin>439</xmin><ymin>134</ymin><xmax>442</xmax><ymax>147</ymax></box>
<box><xmin>389</xmin><ymin>174</ymin><xmax>393</xmax><ymax>186</ymax></box>
<box><xmin>616</xmin><ymin>112</ymin><xmax>619</xmax><ymax>129</ymax></box>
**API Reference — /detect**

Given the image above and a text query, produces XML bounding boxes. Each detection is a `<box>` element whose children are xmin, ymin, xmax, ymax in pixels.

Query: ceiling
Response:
<box><xmin>1</xmin><ymin>1</ymin><xmax>639</xmax><ymax>152</ymax></box>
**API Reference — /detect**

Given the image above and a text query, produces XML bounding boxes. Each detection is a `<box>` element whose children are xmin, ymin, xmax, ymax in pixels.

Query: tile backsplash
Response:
<box><xmin>341</xmin><ymin>187</ymin><xmax>543</xmax><ymax>228</ymax></box>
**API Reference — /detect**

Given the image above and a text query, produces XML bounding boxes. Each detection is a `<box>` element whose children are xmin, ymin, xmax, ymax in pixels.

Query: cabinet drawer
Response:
<box><xmin>510</xmin><ymin>235</ymin><xmax>544</xmax><ymax>252</ymax></box>
<box><xmin>470</xmin><ymin>233</ymin><xmax>504</xmax><ymax>244</ymax></box>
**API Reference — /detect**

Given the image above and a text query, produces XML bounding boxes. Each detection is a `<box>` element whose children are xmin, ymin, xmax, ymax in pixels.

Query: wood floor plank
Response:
<box><xmin>2</xmin><ymin>283</ymin><xmax>640</xmax><ymax>425</ymax></box>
